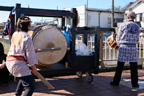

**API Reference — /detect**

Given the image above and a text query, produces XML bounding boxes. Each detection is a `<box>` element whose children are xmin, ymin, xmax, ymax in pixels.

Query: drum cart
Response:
<box><xmin>0</xmin><ymin>4</ymin><xmax>100</xmax><ymax>83</ymax></box>
<box><xmin>35</xmin><ymin>26</ymin><xmax>100</xmax><ymax>83</ymax></box>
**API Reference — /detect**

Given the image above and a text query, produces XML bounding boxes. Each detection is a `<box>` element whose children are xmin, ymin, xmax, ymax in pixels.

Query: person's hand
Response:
<box><xmin>0</xmin><ymin>62</ymin><xmax>6</xmax><ymax>69</ymax></box>
<box><xmin>35</xmin><ymin>49</ymin><xmax>38</xmax><ymax>53</ymax></box>
<box><xmin>34</xmin><ymin>47</ymin><xmax>38</xmax><ymax>53</ymax></box>
<box><xmin>31</xmin><ymin>68</ymin><xmax>37</xmax><ymax>76</ymax></box>
<box><xmin>31</xmin><ymin>65</ymin><xmax>38</xmax><ymax>76</ymax></box>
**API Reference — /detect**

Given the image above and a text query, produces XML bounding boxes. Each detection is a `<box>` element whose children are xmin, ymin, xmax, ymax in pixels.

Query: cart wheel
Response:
<box><xmin>86</xmin><ymin>72</ymin><xmax>93</xmax><ymax>83</ymax></box>
<box><xmin>76</xmin><ymin>71</ymin><xmax>83</xmax><ymax>78</ymax></box>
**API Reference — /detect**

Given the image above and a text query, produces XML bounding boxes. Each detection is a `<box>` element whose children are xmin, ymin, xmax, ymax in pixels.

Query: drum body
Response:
<box><xmin>28</xmin><ymin>25</ymin><xmax>68</xmax><ymax>66</ymax></box>
<box><xmin>106</xmin><ymin>34</ymin><xmax>119</xmax><ymax>49</ymax></box>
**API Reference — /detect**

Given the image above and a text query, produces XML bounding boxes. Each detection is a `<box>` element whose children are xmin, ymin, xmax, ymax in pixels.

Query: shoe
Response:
<box><xmin>131</xmin><ymin>86</ymin><xmax>139</xmax><ymax>91</ymax></box>
<box><xmin>110</xmin><ymin>82</ymin><xmax>119</xmax><ymax>87</ymax></box>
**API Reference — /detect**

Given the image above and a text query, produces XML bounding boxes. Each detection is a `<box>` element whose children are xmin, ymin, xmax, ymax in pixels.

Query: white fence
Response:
<box><xmin>75</xmin><ymin>31</ymin><xmax>144</xmax><ymax>68</ymax></box>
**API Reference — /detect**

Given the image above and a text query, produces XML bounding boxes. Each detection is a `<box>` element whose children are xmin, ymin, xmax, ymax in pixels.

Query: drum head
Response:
<box><xmin>32</xmin><ymin>25</ymin><xmax>67</xmax><ymax>66</ymax></box>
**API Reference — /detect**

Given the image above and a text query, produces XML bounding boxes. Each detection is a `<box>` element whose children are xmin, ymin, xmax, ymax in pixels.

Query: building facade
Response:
<box><xmin>122</xmin><ymin>0</ymin><xmax>144</xmax><ymax>28</ymax></box>
<box><xmin>58</xmin><ymin>5</ymin><xmax>124</xmax><ymax>28</ymax></box>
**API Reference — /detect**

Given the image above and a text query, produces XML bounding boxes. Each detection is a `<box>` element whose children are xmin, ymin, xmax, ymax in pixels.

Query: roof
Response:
<box><xmin>122</xmin><ymin>0</ymin><xmax>144</xmax><ymax>11</ymax></box>
<box><xmin>87</xmin><ymin>8</ymin><xmax>124</xmax><ymax>14</ymax></box>
<box><xmin>121</xmin><ymin>2</ymin><xmax>134</xmax><ymax>11</ymax></box>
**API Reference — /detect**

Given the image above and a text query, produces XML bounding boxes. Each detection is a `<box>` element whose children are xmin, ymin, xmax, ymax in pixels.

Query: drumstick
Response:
<box><xmin>36</xmin><ymin>72</ymin><xmax>55</xmax><ymax>90</ymax></box>
<box><xmin>29</xmin><ymin>66</ymin><xmax>54</xmax><ymax>89</ymax></box>
<box><xmin>36</xmin><ymin>47</ymin><xmax>61</xmax><ymax>52</ymax></box>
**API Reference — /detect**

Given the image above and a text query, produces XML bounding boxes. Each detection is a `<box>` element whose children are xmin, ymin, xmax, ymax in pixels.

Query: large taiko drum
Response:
<box><xmin>106</xmin><ymin>34</ymin><xmax>119</xmax><ymax>49</ymax></box>
<box><xmin>28</xmin><ymin>25</ymin><xmax>68</xmax><ymax>66</ymax></box>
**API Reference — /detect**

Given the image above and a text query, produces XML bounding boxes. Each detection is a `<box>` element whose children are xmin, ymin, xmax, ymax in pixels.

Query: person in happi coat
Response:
<box><xmin>110</xmin><ymin>11</ymin><xmax>140</xmax><ymax>89</ymax></box>
<box><xmin>0</xmin><ymin>16</ymin><xmax>38</xmax><ymax>96</ymax></box>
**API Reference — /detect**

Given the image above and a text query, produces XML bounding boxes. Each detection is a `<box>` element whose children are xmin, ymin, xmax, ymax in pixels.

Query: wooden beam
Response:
<box><xmin>100</xmin><ymin>28</ymin><xmax>115</xmax><ymax>32</ymax></box>
<box><xmin>21</xmin><ymin>8</ymin><xmax>73</xmax><ymax>17</ymax></box>
<box><xmin>0</xmin><ymin>6</ymin><xmax>14</xmax><ymax>11</ymax></box>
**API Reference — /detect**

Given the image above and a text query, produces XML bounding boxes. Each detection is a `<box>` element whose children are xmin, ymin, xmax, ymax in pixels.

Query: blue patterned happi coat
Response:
<box><xmin>116</xmin><ymin>20</ymin><xmax>140</xmax><ymax>62</ymax></box>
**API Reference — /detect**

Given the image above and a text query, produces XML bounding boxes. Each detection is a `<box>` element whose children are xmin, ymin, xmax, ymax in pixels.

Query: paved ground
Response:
<box><xmin>1</xmin><ymin>69</ymin><xmax>144</xmax><ymax>96</ymax></box>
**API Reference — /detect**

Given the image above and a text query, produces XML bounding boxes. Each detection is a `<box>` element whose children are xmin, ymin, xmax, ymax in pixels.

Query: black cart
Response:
<box><xmin>37</xmin><ymin>26</ymin><xmax>100</xmax><ymax>83</ymax></box>
<box><xmin>70</xmin><ymin>27</ymin><xmax>100</xmax><ymax>82</ymax></box>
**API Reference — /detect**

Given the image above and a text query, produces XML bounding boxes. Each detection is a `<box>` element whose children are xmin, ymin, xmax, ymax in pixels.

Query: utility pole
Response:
<box><xmin>111</xmin><ymin>0</ymin><xmax>114</xmax><ymax>28</ymax></box>
<box><xmin>87</xmin><ymin>0</ymin><xmax>88</xmax><ymax>26</ymax></box>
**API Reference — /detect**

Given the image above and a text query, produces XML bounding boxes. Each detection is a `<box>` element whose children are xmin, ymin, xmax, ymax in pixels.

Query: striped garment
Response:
<box><xmin>116</xmin><ymin>20</ymin><xmax>140</xmax><ymax>62</ymax></box>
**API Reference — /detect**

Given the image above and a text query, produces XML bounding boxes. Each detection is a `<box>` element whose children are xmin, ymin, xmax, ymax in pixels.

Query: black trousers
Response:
<box><xmin>15</xmin><ymin>75</ymin><xmax>35</xmax><ymax>96</ymax></box>
<box><xmin>0</xmin><ymin>67</ymin><xmax>9</xmax><ymax>84</ymax></box>
<box><xmin>113</xmin><ymin>61</ymin><xmax>139</xmax><ymax>87</ymax></box>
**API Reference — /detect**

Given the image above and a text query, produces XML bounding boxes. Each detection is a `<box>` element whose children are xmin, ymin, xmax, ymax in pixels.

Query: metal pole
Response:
<box><xmin>98</xmin><ymin>12</ymin><xmax>101</xmax><ymax>26</ymax></box>
<box><xmin>87</xmin><ymin>0</ymin><xmax>88</xmax><ymax>26</ymax></box>
<box><xmin>15</xmin><ymin>4</ymin><xmax>21</xmax><ymax>23</ymax></box>
<box><xmin>111</xmin><ymin>0</ymin><xmax>114</xmax><ymax>28</ymax></box>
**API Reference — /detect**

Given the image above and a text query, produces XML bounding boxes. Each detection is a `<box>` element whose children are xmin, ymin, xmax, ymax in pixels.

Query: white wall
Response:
<box><xmin>58</xmin><ymin>5</ymin><xmax>86</xmax><ymax>27</ymax></box>
<box><xmin>133</xmin><ymin>3</ymin><xmax>144</xmax><ymax>14</ymax></box>
<box><xmin>88</xmin><ymin>12</ymin><xmax>123</xmax><ymax>28</ymax></box>
<box><xmin>100</xmin><ymin>13</ymin><xmax>111</xmax><ymax>28</ymax></box>
<box><xmin>74</xmin><ymin>5</ymin><xmax>86</xmax><ymax>27</ymax></box>
<box><xmin>87</xmin><ymin>12</ymin><xmax>99</xmax><ymax>27</ymax></box>
<box><xmin>125</xmin><ymin>3</ymin><xmax>144</xmax><ymax>14</ymax></box>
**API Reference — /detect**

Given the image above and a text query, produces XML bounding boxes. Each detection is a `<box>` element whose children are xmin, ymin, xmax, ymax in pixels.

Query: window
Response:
<box><xmin>136</xmin><ymin>13</ymin><xmax>142</xmax><ymax>22</ymax></box>
<box><xmin>115</xmin><ymin>18</ymin><xmax>123</xmax><ymax>22</ymax></box>
<box><xmin>108</xmin><ymin>18</ymin><xmax>123</xmax><ymax>24</ymax></box>
<box><xmin>142</xmin><ymin>13</ymin><xmax>144</xmax><ymax>21</ymax></box>
<box><xmin>108</xmin><ymin>18</ymin><xmax>111</xmax><ymax>24</ymax></box>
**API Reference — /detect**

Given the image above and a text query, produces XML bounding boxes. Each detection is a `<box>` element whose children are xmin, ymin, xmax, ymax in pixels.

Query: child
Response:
<box><xmin>0</xmin><ymin>16</ymin><xmax>38</xmax><ymax>96</ymax></box>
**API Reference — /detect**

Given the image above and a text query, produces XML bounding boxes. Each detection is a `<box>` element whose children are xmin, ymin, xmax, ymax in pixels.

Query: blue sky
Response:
<box><xmin>0</xmin><ymin>0</ymin><xmax>136</xmax><ymax>23</ymax></box>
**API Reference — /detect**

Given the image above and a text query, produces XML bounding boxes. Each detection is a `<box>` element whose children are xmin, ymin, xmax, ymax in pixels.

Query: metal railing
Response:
<box><xmin>101</xmin><ymin>31</ymin><xmax>144</xmax><ymax>68</ymax></box>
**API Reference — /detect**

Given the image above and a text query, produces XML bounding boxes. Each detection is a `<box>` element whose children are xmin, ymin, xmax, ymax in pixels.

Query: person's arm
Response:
<box><xmin>0</xmin><ymin>62</ymin><xmax>6</xmax><ymax>69</ymax></box>
<box><xmin>31</xmin><ymin>64</ymin><xmax>37</xmax><ymax>75</ymax></box>
<box><xmin>25</xmin><ymin>37</ymin><xmax>38</xmax><ymax>75</ymax></box>
<box><xmin>116</xmin><ymin>23</ymin><xmax>123</xmax><ymax>46</ymax></box>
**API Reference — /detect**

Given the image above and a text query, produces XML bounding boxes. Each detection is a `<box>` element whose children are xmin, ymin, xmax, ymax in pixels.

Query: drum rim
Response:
<box><xmin>31</xmin><ymin>25</ymin><xmax>45</xmax><ymax>41</ymax></box>
<box><xmin>106</xmin><ymin>34</ymin><xmax>119</xmax><ymax>49</ymax></box>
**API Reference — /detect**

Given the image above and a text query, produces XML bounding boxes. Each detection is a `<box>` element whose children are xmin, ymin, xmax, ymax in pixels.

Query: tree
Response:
<box><xmin>114</xmin><ymin>6</ymin><xmax>121</xmax><ymax>11</ymax></box>
<box><xmin>107</xmin><ymin>6</ymin><xmax>121</xmax><ymax>11</ymax></box>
